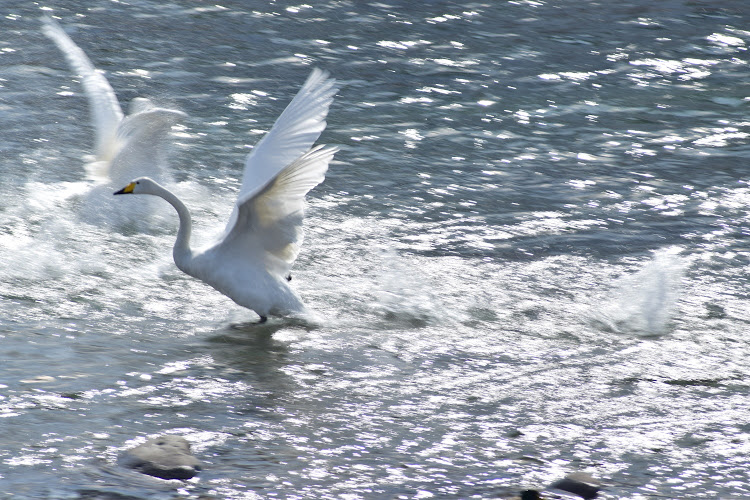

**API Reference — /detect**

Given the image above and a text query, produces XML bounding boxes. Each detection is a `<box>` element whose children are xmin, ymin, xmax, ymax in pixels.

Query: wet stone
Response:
<box><xmin>119</xmin><ymin>435</ymin><xmax>202</xmax><ymax>480</ymax></box>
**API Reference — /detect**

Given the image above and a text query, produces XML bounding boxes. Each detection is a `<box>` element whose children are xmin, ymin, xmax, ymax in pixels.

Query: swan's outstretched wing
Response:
<box><xmin>42</xmin><ymin>16</ymin><xmax>124</xmax><ymax>161</ymax></box>
<box><xmin>221</xmin><ymin>145</ymin><xmax>337</xmax><ymax>277</ymax></box>
<box><xmin>237</xmin><ymin>69</ymin><xmax>337</xmax><ymax>203</ymax></box>
<box><xmin>222</xmin><ymin>68</ymin><xmax>337</xmax><ymax>236</ymax></box>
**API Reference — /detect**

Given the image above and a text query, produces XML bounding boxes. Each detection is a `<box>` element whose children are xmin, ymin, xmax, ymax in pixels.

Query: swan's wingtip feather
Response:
<box><xmin>41</xmin><ymin>15</ymin><xmax>67</xmax><ymax>41</ymax></box>
<box><xmin>40</xmin><ymin>13</ymin><xmax>59</xmax><ymax>28</ymax></box>
<box><xmin>304</xmin><ymin>67</ymin><xmax>339</xmax><ymax>94</ymax></box>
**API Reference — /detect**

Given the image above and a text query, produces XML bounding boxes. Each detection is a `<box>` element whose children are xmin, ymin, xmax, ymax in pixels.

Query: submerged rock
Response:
<box><xmin>120</xmin><ymin>435</ymin><xmax>202</xmax><ymax>480</ymax></box>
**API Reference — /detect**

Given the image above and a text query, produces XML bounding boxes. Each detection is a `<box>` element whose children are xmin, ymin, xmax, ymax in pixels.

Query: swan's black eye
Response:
<box><xmin>136</xmin><ymin>181</ymin><xmax>140</xmax><ymax>184</ymax></box>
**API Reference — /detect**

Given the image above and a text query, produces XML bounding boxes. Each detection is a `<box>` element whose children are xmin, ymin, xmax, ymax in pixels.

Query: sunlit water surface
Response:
<box><xmin>2</xmin><ymin>1</ymin><xmax>750</xmax><ymax>498</ymax></box>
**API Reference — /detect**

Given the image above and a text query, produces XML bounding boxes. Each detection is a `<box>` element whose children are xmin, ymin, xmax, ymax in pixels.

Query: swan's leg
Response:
<box><xmin>258</xmin><ymin>315</ymin><xmax>268</xmax><ymax>324</ymax></box>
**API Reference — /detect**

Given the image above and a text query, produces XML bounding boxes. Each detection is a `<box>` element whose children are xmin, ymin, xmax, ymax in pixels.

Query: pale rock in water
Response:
<box><xmin>119</xmin><ymin>435</ymin><xmax>202</xmax><ymax>480</ymax></box>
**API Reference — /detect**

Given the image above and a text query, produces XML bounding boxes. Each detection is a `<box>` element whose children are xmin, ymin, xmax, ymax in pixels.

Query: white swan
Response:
<box><xmin>42</xmin><ymin>16</ymin><xmax>185</xmax><ymax>185</ymax></box>
<box><xmin>114</xmin><ymin>69</ymin><xmax>338</xmax><ymax>322</ymax></box>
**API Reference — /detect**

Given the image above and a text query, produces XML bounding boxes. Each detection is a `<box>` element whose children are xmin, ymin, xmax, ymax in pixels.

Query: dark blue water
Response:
<box><xmin>2</xmin><ymin>1</ymin><xmax>750</xmax><ymax>498</ymax></box>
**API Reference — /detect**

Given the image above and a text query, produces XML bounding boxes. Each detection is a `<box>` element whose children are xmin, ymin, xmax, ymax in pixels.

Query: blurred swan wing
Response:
<box><xmin>110</xmin><ymin>101</ymin><xmax>187</xmax><ymax>184</ymax></box>
<box><xmin>221</xmin><ymin>145</ymin><xmax>337</xmax><ymax>276</ymax></box>
<box><xmin>42</xmin><ymin>16</ymin><xmax>124</xmax><ymax>160</ymax></box>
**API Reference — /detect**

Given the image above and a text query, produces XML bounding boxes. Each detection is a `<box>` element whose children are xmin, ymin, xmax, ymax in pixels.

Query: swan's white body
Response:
<box><xmin>42</xmin><ymin>16</ymin><xmax>185</xmax><ymax>185</ymax></box>
<box><xmin>115</xmin><ymin>69</ymin><xmax>338</xmax><ymax>321</ymax></box>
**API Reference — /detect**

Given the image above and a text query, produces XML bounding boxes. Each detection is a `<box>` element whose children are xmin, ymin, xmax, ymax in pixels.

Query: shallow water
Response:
<box><xmin>2</xmin><ymin>1</ymin><xmax>750</xmax><ymax>498</ymax></box>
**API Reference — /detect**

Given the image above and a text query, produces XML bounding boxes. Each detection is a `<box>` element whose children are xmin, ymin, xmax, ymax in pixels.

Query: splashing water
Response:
<box><xmin>370</xmin><ymin>250</ymin><xmax>451</xmax><ymax>327</ymax></box>
<box><xmin>592</xmin><ymin>249</ymin><xmax>688</xmax><ymax>336</ymax></box>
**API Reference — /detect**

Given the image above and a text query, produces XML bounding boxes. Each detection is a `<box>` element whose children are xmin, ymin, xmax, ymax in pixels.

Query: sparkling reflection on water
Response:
<box><xmin>2</xmin><ymin>1</ymin><xmax>750</xmax><ymax>498</ymax></box>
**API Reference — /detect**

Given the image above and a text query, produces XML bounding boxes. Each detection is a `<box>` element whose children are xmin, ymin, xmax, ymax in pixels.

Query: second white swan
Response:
<box><xmin>43</xmin><ymin>16</ymin><xmax>186</xmax><ymax>185</ymax></box>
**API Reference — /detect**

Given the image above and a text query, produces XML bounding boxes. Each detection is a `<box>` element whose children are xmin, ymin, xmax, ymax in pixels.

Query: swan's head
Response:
<box><xmin>113</xmin><ymin>177</ymin><xmax>162</xmax><ymax>196</ymax></box>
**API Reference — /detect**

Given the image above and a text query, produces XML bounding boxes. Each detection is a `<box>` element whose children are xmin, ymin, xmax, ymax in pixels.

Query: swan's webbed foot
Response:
<box><xmin>286</xmin><ymin>274</ymin><xmax>292</xmax><ymax>282</ymax></box>
<box><xmin>258</xmin><ymin>315</ymin><xmax>268</xmax><ymax>324</ymax></box>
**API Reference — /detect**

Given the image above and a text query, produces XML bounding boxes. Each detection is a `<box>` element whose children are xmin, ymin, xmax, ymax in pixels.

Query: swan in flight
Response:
<box><xmin>114</xmin><ymin>69</ymin><xmax>338</xmax><ymax>322</ymax></box>
<box><xmin>42</xmin><ymin>16</ymin><xmax>186</xmax><ymax>185</ymax></box>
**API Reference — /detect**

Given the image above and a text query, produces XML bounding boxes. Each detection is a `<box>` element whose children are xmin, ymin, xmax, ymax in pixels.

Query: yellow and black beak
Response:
<box><xmin>113</xmin><ymin>182</ymin><xmax>136</xmax><ymax>195</ymax></box>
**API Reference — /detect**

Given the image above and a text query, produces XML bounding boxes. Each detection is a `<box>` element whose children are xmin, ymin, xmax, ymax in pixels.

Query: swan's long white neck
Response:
<box><xmin>151</xmin><ymin>184</ymin><xmax>194</xmax><ymax>272</ymax></box>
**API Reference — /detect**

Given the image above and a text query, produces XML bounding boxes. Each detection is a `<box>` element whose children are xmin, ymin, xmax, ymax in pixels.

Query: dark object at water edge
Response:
<box><xmin>549</xmin><ymin>472</ymin><xmax>601</xmax><ymax>499</ymax></box>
